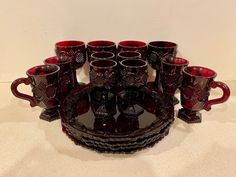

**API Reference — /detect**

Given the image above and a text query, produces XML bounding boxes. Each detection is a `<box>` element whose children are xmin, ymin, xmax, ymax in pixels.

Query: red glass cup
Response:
<box><xmin>160</xmin><ymin>57</ymin><xmax>189</xmax><ymax>105</ymax></box>
<box><xmin>116</xmin><ymin>51</ymin><xmax>142</xmax><ymax>86</ymax></box>
<box><xmin>11</xmin><ymin>65</ymin><xmax>60</xmax><ymax>121</ymax></box>
<box><xmin>177</xmin><ymin>66</ymin><xmax>230</xmax><ymax>123</ymax></box>
<box><xmin>119</xmin><ymin>59</ymin><xmax>148</xmax><ymax>116</ymax></box>
<box><xmin>118</xmin><ymin>40</ymin><xmax>147</xmax><ymax>59</ymax></box>
<box><xmin>90</xmin><ymin>59</ymin><xmax>118</xmax><ymax>89</ymax></box>
<box><xmin>55</xmin><ymin>40</ymin><xmax>86</xmax><ymax>85</ymax></box>
<box><xmin>90</xmin><ymin>51</ymin><xmax>115</xmax><ymax>62</ymax></box>
<box><xmin>117</xmin><ymin>51</ymin><xmax>141</xmax><ymax>62</ymax></box>
<box><xmin>90</xmin><ymin>59</ymin><xmax>118</xmax><ymax>118</ymax></box>
<box><xmin>120</xmin><ymin>59</ymin><xmax>148</xmax><ymax>88</ymax></box>
<box><xmin>44</xmin><ymin>56</ymin><xmax>74</xmax><ymax>98</ymax></box>
<box><xmin>147</xmin><ymin>41</ymin><xmax>177</xmax><ymax>88</ymax></box>
<box><xmin>87</xmin><ymin>40</ymin><xmax>116</xmax><ymax>62</ymax></box>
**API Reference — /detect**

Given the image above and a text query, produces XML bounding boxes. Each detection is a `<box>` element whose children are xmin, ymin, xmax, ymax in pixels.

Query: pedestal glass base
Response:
<box><xmin>177</xmin><ymin>108</ymin><xmax>202</xmax><ymax>123</ymax></box>
<box><xmin>39</xmin><ymin>107</ymin><xmax>59</xmax><ymax>122</ymax></box>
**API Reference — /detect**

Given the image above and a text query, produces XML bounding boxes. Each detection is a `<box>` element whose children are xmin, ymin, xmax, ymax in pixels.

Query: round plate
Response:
<box><xmin>60</xmin><ymin>84</ymin><xmax>174</xmax><ymax>153</ymax></box>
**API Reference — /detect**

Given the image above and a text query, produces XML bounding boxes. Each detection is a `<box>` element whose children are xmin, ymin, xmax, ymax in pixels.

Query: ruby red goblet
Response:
<box><xmin>89</xmin><ymin>59</ymin><xmax>118</xmax><ymax>117</ymax></box>
<box><xmin>160</xmin><ymin>56</ymin><xmax>189</xmax><ymax>105</ymax></box>
<box><xmin>119</xmin><ymin>59</ymin><xmax>148</xmax><ymax>116</ymax></box>
<box><xmin>147</xmin><ymin>41</ymin><xmax>177</xmax><ymax>88</ymax></box>
<box><xmin>55</xmin><ymin>40</ymin><xmax>86</xmax><ymax>86</ymax></box>
<box><xmin>44</xmin><ymin>56</ymin><xmax>74</xmax><ymax>99</ymax></box>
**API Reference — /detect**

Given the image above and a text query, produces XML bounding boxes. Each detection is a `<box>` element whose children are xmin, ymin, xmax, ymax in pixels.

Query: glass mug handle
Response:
<box><xmin>204</xmin><ymin>81</ymin><xmax>230</xmax><ymax>111</ymax></box>
<box><xmin>11</xmin><ymin>78</ymin><xmax>37</xmax><ymax>107</ymax></box>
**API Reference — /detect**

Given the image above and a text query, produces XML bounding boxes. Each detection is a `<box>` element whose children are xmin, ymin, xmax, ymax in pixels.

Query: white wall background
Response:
<box><xmin>0</xmin><ymin>0</ymin><xmax>236</xmax><ymax>82</ymax></box>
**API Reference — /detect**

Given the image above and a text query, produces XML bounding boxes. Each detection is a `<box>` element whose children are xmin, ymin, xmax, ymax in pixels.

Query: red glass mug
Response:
<box><xmin>177</xmin><ymin>66</ymin><xmax>230</xmax><ymax>123</ymax></box>
<box><xmin>11</xmin><ymin>65</ymin><xmax>60</xmax><ymax>121</ymax></box>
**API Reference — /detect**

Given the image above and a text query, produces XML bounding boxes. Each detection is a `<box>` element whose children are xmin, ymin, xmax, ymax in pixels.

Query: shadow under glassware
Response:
<box><xmin>160</xmin><ymin>56</ymin><xmax>189</xmax><ymax>105</ymax></box>
<box><xmin>87</xmin><ymin>40</ymin><xmax>116</xmax><ymax>62</ymax></box>
<box><xmin>119</xmin><ymin>59</ymin><xmax>148</xmax><ymax>116</ymax></box>
<box><xmin>177</xmin><ymin>66</ymin><xmax>230</xmax><ymax>123</ymax></box>
<box><xmin>55</xmin><ymin>40</ymin><xmax>86</xmax><ymax>86</ymax></box>
<box><xmin>11</xmin><ymin>64</ymin><xmax>60</xmax><ymax>121</ymax></box>
<box><xmin>118</xmin><ymin>40</ymin><xmax>147</xmax><ymax>59</ymax></box>
<box><xmin>44</xmin><ymin>56</ymin><xmax>74</xmax><ymax>99</ymax></box>
<box><xmin>147</xmin><ymin>41</ymin><xmax>177</xmax><ymax>88</ymax></box>
<box><xmin>117</xmin><ymin>51</ymin><xmax>142</xmax><ymax>62</ymax></box>
<box><xmin>90</xmin><ymin>51</ymin><xmax>115</xmax><ymax>62</ymax></box>
<box><xmin>89</xmin><ymin>59</ymin><xmax>118</xmax><ymax>117</ymax></box>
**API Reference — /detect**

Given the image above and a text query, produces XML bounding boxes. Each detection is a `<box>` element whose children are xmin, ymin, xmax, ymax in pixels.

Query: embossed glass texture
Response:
<box><xmin>10</xmin><ymin>39</ymin><xmax>232</xmax><ymax>154</ymax></box>
<box><xmin>177</xmin><ymin>66</ymin><xmax>230</xmax><ymax>123</ymax></box>
<box><xmin>89</xmin><ymin>59</ymin><xmax>118</xmax><ymax>117</ymax></box>
<box><xmin>60</xmin><ymin>85</ymin><xmax>174</xmax><ymax>153</ymax></box>
<box><xmin>120</xmin><ymin>59</ymin><xmax>148</xmax><ymax>88</ymax></box>
<box><xmin>89</xmin><ymin>59</ymin><xmax>117</xmax><ymax>89</ymax></box>
<box><xmin>160</xmin><ymin>57</ymin><xmax>189</xmax><ymax>105</ymax></box>
<box><xmin>55</xmin><ymin>40</ymin><xmax>86</xmax><ymax>69</ymax></box>
<box><xmin>44</xmin><ymin>56</ymin><xmax>74</xmax><ymax>98</ymax></box>
<box><xmin>11</xmin><ymin>65</ymin><xmax>60</xmax><ymax>121</ymax></box>
<box><xmin>147</xmin><ymin>41</ymin><xmax>177</xmax><ymax>88</ymax></box>
<box><xmin>118</xmin><ymin>59</ymin><xmax>148</xmax><ymax>116</ymax></box>
<box><xmin>55</xmin><ymin>40</ymin><xmax>86</xmax><ymax>85</ymax></box>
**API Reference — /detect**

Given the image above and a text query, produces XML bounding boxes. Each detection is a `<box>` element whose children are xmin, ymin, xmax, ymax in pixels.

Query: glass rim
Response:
<box><xmin>120</xmin><ymin>59</ymin><xmax>147</xmax><ymax>68</ymax></box>
<box><xmin>55</xmin><ymin>40</ymin><xmax>85</xmax><ymax>48</ymax></box>
<box><xmin>117</xmin><ymin>51</ymin><xmax>141</xmax><ymax>58</ymax></box>
<box><xmin>91</xmin><ymin>51</ymin><xmax>115</xmax><ymax>60</ymax></box>
<box><xmin>26</xmin><ymin>64</ymin><xmax>60</xmax><ymax>77</ymax></box>
<box><xmin>162</xmin><ymin>57</ymin><xmax>189</xmax><ymax>66</ymax></box>
<box><xmin>44</xmin><ymin>56</ymin><xmax>72</xmax><ymax>65</ymax></box>
<box><xmin>118</xmin><ymin>40</ymin><xmax>147</xmax><ymax>48</ymax></box>
<box><xmin>183</xmin><ymin>66</ymin><xmax>217</xmax><ymax>78</ymax></box>
<box><xmin>148</xmin><ymin>41</ymin><xmax>177</xmax><ymax>49</ymax></box>
<box><xmin>87</xmin><ymin>40</ymin><xmax>116</xmax><ymax>48</ymax></box>
<box><xmin>90</xmin><ymin>59</ymin><xmax>117</xmax><ymax>69</ymax></box>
